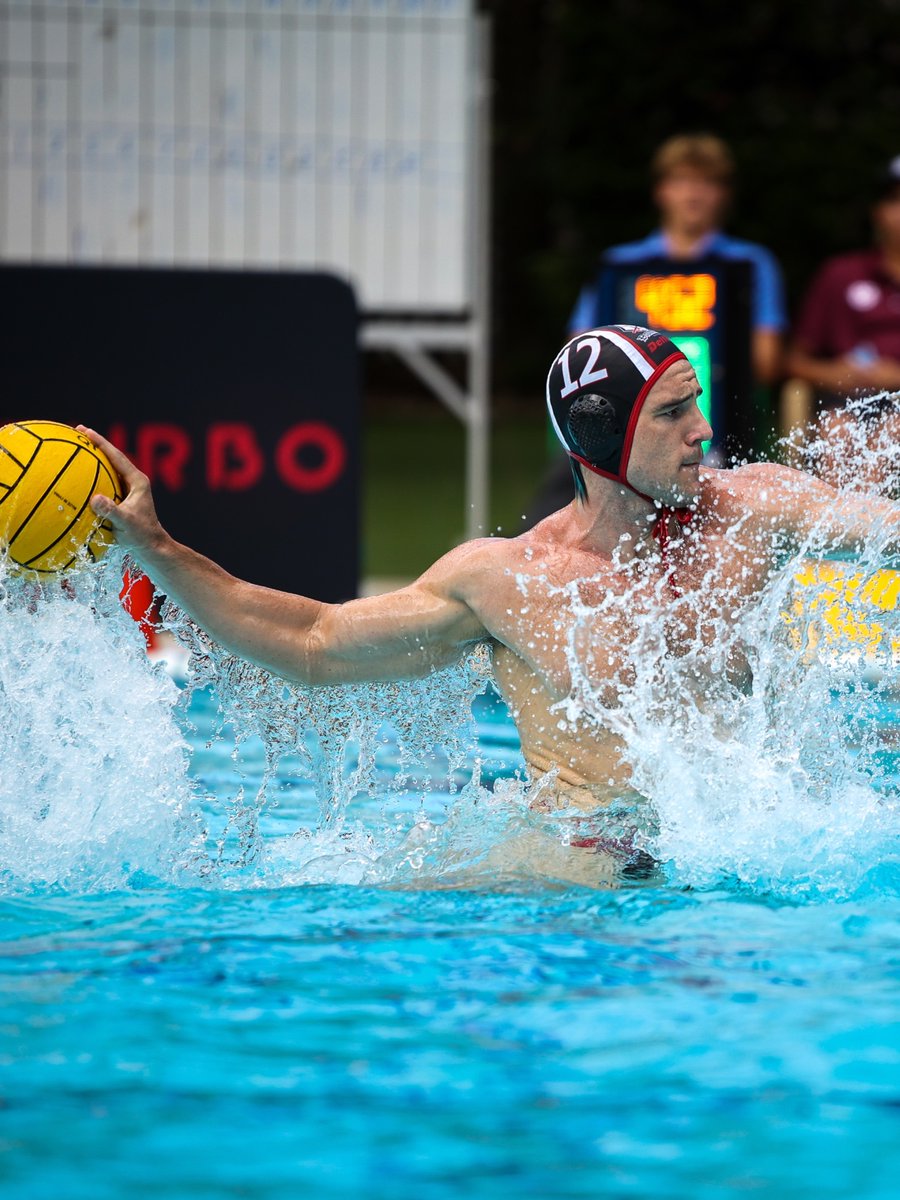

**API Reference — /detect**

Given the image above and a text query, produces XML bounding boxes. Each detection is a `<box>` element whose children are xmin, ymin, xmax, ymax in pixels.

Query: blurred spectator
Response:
<box><xmin>524</xmin><ymin>133</ymin><xmax>787</xmax><ymax>525</ymax></box>
<box><xmin>570</xmin><ymin>133</ymin><xmax>788</xmax><ymax>385</ymax></box>
<box><xmin>785</xmin><ymin>155</ymin><xmax>900</xmax><ymax>404</ymax></box>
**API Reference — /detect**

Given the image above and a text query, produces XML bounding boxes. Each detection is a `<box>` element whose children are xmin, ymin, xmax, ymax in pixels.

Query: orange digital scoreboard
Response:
<box><xmin>595</xmin><ymin>257</ymin><xmax>755</xmax><ymax>460</ymax></box>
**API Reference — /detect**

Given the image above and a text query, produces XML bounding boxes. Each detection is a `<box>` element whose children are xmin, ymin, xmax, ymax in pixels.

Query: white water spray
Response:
<box><xmin>2</xmin><ymin>398</ymin><xmax>900</xmax><ymax>897</ymax></box>
<box><xmin>550</xmin><ymin>395</ymin><xmax>900</xmax><ymax>897</ymax></box>
<box><xmin>0</xmin><ymin>551</ymin><xmax>203</xmax><ymax>890</ymax></box>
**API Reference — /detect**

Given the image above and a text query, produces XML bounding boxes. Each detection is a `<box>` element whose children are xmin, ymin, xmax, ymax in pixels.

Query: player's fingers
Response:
<box><xmin>89</xmin><ymin>493</ymin><xmax>116</xmax><ymax>520</ymax></box>
<box><xmin>76</xmin><ymin>425</ymin><xmax>142</xmax><ymax>484</ymax></box>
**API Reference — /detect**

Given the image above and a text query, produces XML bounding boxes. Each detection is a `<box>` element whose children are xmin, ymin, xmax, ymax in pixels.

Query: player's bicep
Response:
<box><xmin>305</xmin><ymin>581</ymin><xmax>484</xmax><ymax>683</ymax></box>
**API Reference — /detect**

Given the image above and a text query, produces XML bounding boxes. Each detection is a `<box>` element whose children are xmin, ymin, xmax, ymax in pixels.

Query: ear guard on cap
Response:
<box><xmin>565</xmin><ymin>394</ymin><xmax>623</xmax><ymax>471</ymax></box>
<box><xmin>546</xmin><ymin>325</ymin><xmax>688</xmax><ymax>494</ymax></box>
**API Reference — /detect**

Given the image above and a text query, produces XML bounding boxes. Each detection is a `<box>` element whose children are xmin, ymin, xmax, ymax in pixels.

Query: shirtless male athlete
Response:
<box><xmin>80</xmin><ymin>325</ymin><xmax>900</xmax><ymax>816</ymax></box>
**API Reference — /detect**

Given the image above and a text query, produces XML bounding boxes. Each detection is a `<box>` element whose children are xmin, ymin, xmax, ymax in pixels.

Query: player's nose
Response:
<box><xmin>688</xmin><ymin>406</ymin><xmax>713</xmax><ymax>446</ymax></box>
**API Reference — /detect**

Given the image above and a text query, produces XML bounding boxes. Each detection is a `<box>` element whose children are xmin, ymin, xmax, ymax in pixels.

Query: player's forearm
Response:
<box><xmin>134</xmin><ymin>529</ymin><xmax>325</xmax><ymax>682</ymax></box>
<box><xmin>79</xmin><ymin>426</ymin><xmax>343</xmax><ymax>681</ymax></box>
<box><xmin>135</xmin><ymin>530</ymin><xmax>477</xmax><ymax>685</ymax></box>
<box><xmin>817</xmin><ymin>495</ymin><xmax>900</xmax><ymax>563</ymax></box>
<box><xmin>81</xmin><ymin>428</ymin><xmax>486</xmax><ymax>685</ymax></box>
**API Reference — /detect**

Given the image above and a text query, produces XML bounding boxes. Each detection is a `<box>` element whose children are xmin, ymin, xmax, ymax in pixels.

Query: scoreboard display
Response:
<box><xmin>593</xmin><ymin>256</ymin><xmax>756</xmax><ymax>461</ymax></box>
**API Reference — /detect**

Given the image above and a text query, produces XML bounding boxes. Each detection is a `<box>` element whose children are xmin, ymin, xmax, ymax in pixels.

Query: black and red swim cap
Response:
<box><xmin>546</xmin><ymin>325</ymin><xmax>687</xmax><ymax>493</ymax></box>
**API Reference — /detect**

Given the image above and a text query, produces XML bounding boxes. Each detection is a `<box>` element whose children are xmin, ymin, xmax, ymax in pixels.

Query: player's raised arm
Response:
<box><xmin>732</xmin><ymin>461</ymin><xmax>900</xmax><ymax>559</ymax></box>
<box><xmin>78</xmin><ymin>427</ymin><xmax>488</xmax><ymax>685</ymax></box>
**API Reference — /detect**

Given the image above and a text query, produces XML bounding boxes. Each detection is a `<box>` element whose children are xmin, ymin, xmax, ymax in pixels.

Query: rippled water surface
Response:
<box><xmin>4</xmin><ymin>408</ymin><xmax>900</xmax><ymax>1199</ymax></box>
<box><xmin>2</xmin><ymin>674</ymin><xmax>899</xmax><ymax>1200</ymax></box>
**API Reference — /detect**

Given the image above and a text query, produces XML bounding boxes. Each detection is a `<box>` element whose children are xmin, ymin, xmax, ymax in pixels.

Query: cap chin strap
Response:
<box><xmin>567</xmin><ymin>450</ymin><xmax>654</xmax><ymax>503</ymax></box>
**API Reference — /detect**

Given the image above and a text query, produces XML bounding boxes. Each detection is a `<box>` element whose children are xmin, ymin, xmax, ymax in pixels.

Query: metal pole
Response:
<box><xmin>465</xmin><ymin>13</ymin><xmax>492</xmax><ymax>540</ymax></box>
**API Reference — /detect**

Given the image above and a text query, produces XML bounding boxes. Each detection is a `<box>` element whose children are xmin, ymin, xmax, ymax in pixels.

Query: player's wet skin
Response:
<box><xmin>487</xmin><ymin>466</ymin><xmax>778</xmax><ymax>807</ymax></box>
<box><xmin>78</xmin><ymin>329</ymin><xmax>900</xmax><ymax>863</ymax></box>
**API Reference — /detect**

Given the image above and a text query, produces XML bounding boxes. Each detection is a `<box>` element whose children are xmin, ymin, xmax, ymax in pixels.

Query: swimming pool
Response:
<box><xmin>1</xmin><ymin>565</ymin><xmax>899</xmax><ymax>1199</ymax></box>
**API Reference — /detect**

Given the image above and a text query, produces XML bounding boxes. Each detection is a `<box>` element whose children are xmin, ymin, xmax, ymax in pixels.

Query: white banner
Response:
<box><xmin>0</xmin><ymin>0</ymin><xmax>475</xmax><ymax>311</ymax></box>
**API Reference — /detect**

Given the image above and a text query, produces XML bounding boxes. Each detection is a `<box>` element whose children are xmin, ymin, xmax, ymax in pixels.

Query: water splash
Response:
<box><xmin>163</xmin><ymin>606</ymin><xmax>657</xmax><ymax>893</ymax></box>
<box><xmin>0</xmin><ymin>551</ymin><xmax>204</xmax><ymax>891</ymax></box>
<box><xmin>784</xmin><ymin>389</ymin><xmax>900</xmax><ymax>496</ymax></box>
<box><xmin>549</xmin><ymin>395</ymin><xmax>900</xmax><ymax>899</ymax></box>
<box><xmin>165</xmin><ymin>602</ymin><xmax>498</xmax><ymax>880</ymax></box>
<box><xmin>0</xmin><ymin>549</ymin><xmax>504</xmax><ymax>894</ymax></box>
<box><xmin>3</xmin><ymin>397</ymin><xmax>900</xmax><ymax>899</ymax></box>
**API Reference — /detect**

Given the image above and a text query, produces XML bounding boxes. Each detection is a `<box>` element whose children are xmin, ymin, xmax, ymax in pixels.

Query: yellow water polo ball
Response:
<box><xmin>0</xmin><ymin>420</ymin><xmax>123</xmax><ymax>575</ymax></box>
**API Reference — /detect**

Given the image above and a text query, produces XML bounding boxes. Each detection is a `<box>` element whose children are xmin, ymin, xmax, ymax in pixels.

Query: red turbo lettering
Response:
<box><xmin>206</xmin><ymin>423</ymin><xmax>266</xmax><ymax>491</ymax></box>
<box><xmin>106</xmin><ymin>421</ymin><xmax>347</xmax><ymax>493</ymax></box>
<box><xmin>275</xmin><ymin>422</ymin><xmax>347</xmax><ymax>492</ymax></box>
<box><xmin>134</xmin><ymin>423</ymin><xmax>192</xmax><ymax>491</ymax></box>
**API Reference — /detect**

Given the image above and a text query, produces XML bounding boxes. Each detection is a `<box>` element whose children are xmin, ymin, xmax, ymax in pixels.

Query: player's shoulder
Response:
<box><xmin>416</xmin><ymin>534</ymin><xmax>527</xmax><ymax>590</ymax></box>
<box><xmin>431</xmin><ymin>519</ymin><xmax>572</xmax><ymax>584</ymax></box>
<box><xmin>701</xmin><ymin>461</ymin><xmax>817</xmax><ymax>518</ymax></box>
<box><xmin>412</xmin><ymin>532</ymin><xmax>559</xmax><ymax>627</ymax></box>
<box><xmin>705</xmin><ymin>460</ymin><xmax>803</xmax><ymax>491</ymax></box>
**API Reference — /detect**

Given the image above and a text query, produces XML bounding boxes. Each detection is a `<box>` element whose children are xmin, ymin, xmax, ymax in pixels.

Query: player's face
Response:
<box><xmin>626</xmin><ymin>360</ymin><xmax>711</xmax><ymax>505</ymax></box>
<box><xmin>654</xmin><ymin>168</ymin><xmax>728</xmax><ymax>236</ymax></box>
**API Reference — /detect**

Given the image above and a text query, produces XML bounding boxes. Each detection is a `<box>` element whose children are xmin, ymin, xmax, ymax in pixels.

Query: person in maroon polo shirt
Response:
<box><xmin>786</xmin><ymin>156</ymin><xmax>900</xmax><ymax>403</ymax></box>
<box><xmin>785</xmin><ymin>155</ymin><xmax>900</xmax><ymax>485</ymax></box>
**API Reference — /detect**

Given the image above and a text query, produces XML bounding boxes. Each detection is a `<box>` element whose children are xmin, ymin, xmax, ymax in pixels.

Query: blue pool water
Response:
<box><xmin>1</xmin><ymin>559</ymin><xmax>899</xmax><ymax>1198</ymax></box>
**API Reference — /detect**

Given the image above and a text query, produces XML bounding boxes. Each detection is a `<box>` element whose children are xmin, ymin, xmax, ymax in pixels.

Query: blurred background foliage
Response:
<box><xmin>364</xmin><ymin>0</ymin><xmax>900</xmax><ymax>579</ymax></box>
<box><xmin>483</xmin><ymin>0</ymin><xmax>900</xmax><ymax>394</ymax></box>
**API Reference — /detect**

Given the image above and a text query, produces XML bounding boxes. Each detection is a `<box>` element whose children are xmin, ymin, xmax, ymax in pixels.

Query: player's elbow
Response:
<box><xmin>295</xmin><ymin>602</ymin><xmax>337</xmax><ymax>685</ymax></box>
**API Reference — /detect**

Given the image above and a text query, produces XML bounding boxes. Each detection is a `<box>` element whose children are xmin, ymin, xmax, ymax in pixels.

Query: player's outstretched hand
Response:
<box><xmin>76</xmin><ymin>426</ymin><xmax>165</xmax><ymax>557</ymax></box>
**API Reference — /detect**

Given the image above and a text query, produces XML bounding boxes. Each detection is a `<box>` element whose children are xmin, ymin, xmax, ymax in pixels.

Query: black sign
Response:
<box><xmin>1</xmin><ymin>266</ymin><xmax>359</xmax><ymax>601</ymax></box>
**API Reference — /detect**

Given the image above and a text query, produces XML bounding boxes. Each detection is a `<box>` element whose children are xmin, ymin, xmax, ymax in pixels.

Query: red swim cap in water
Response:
<box><xmin>546</xmin><ymin>324</ymin><xmax>687</xmax><ymax>492</ymax></box>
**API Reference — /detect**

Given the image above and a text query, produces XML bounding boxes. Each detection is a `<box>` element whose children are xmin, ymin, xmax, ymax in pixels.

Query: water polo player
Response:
<box><xmin>79</xmin><ymin>324</ymin><xmax>900</xmax><ymax>810</ymax></box>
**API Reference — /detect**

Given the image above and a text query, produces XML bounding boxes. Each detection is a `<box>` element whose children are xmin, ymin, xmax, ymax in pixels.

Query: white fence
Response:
<box><xmin>1</xmin><ymin>0</ymin><xmax>476</xmax><ymax>313</ymax></box>
<box><xmin>0</xmin><ymin>0</ymin><xmax>491</xmax><ymax>536</ymax></box>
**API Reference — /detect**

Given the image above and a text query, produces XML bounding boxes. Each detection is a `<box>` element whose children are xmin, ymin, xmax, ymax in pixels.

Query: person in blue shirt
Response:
<box><xmin>569</xmin><ymin>133</ymin><xmax>788</xmax><ymax>386</ymax></box>
<box><xmin>524</xmin><ymin>134</ymin><xmax>788</xmax><ymax>525</ymax></box>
